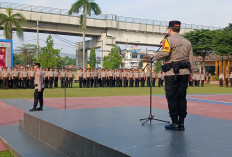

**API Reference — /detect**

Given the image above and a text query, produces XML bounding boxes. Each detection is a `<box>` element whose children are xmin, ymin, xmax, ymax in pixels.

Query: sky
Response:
<box><xmin>1</xmin><ymin>0</ymin><xmax>232</xmax><ymax>57</ymax></box>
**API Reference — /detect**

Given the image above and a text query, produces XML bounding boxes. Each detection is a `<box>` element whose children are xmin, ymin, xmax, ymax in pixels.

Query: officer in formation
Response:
<box><xmin>219</xmin><ymin>72</ymin><xmax>224</xmax><ymax>87</ymax></box>
<box><xmin>153</xmin><ymin>21</ymin><xmax>193</xmax><ymax>131</ymax></box>
<box><xmin>77</xmin><ymin>68</ymin><xmax>162</xmax><ymax>88</ymax></box>
<box><xmin>0</xmin><ymin>67</ymin><xmax>74</xmax><ymax>89</ymax></box>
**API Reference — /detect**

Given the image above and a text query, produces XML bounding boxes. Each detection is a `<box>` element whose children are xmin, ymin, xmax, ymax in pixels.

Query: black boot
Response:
<box><xmin>165</xmin><ymin>117</ymin><xmax>179</xmax><ymax>131</ymax></box>
<box><xmin>178</xmin><ymin>118</ymin><xmax>185</xmax><ymax>131</ymax></box>
<box><xmin>29</xmin><ymin>108</ymin><xmax>36</xmax><ymax>112</ymax></box>
<box><xmin>36</xmin><ymin>107</ymin><xmax>43</xmax><ymax>111</ymax></box>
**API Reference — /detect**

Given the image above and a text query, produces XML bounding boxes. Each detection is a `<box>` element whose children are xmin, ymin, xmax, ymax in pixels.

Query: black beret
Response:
<box><xmin>34</xmin><ymin>63</ymin><xmax>40</xmax><ymax>67</ymax></box>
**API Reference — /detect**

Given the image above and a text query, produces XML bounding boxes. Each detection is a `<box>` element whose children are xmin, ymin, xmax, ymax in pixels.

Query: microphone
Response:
<box><xmin>160</xmin><ymin>34</ymin><xmax>169</xmax><ymax>44</ymax></box>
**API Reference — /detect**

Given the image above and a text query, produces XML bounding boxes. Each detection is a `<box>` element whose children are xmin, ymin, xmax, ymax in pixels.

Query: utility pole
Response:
<box><xmin>37</xmin><ymin>20</ymin><xmax>39</xmax><ymax>59</ymax></box>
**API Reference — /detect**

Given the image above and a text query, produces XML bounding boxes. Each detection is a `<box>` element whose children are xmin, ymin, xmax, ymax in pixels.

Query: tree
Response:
<box><xmin>61</xmin><ymin>56</ymin><xmax>76</xmax><ymax>66</ymax></box>
<box><xmin>0</xmin><ymin>8</ymin><xmax>26</xmax><ymax>40</ymax></box>
<box><xmin>16</xmin><ymin>44</ymin><xmax>36</xmax><ymax>66</ymax></box>
<box><xmin>68</xmin><ymin>0</ymin><xmax>101</xmax><ymax>68</ymax></box>
<box><xmin>213</xmin><ymin>29</ymin><xmax>232</xmax><ymax>59</ymax></box>
<box><xmin>103</xmin><ymin>45</ymin><xmax>123</xmax><ymax>69</ymax></box>
<box><xmin>184</xmin><ymin>29</ymin><xmax>214</xmax><ymax>72</ymax></box>
<box><xmin>155</xmin><ymin>60</ymin><xmax>162</xmax><ymax>73</ymax></box>
<box><xmin>89</xmin><ymin>48</ymin><xmax>96</xmax><ymax>69</ymax></box>
<box><xmin>37</xmin><ymin>35</ymin><xmax>61</xmax><ymax>68</ymax></box>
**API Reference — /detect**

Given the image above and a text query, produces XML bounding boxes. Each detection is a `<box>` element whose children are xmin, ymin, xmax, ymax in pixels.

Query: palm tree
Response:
<box><xmin>0</xmin><ymin>8</ymin><xmax>27</xmax><ymax>40</ymax></box>
<box><xmin>68</xmin><ymin>0</ymin><xmax>101</xmax><ymax>68</ymax></box>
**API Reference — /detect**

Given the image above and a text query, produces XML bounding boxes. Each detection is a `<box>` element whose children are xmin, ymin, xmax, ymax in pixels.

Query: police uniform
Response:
<box><xmin>225</xmin><ymin>72</ymin><xmax>229</xmax><ymax>87</ymax></box>
<box><xmin>48</xmin><ymin>70</ymin><xmax>54</xmax><ymax>88</ymax></box>
<box><xmin>83</xmin><ymin>70</ymin><xmax>87</xmax><ymax>88</ymax></box>
<box><xmin>153</xmin><ymin>21</ymin><xmax>193</xmax><ymax>131</ymax></box>
<box><xmin>2</xmin><ymin>68</ymin><xmax>9</xmax><ymax>89</ymax></box>
<box><xmin>146</xmin><ymin>70</ymin><xmax>151</xmax><ymax>87</ymax></box>
<box><xmin>108</xmin><ymin>70</ymin><xmax>113</xmax><ymax>88</ymax></box>
<box><xmin>67</xmin><ymin>70</ymin><xmax>73</xmax><ymax>88</ymax></box>
<box><xmin>78</xmin><ymin>70</ymin><xmax>83</xmax><ymax>88</ymax></box>
<box><xmin>129</xmin><ymin>70</ymin><xmax>134</xmax><ymax>87</ymax></box>
<box><xmin>54</xmin><ymin>70</ymin><xmax>59</xmax><ymax>88</ymax></box>
<box><xmin>140</xmin><ymin>71</ymin><xmax>145</xmax><ymax>87</ymax></box>
<box><xmin>86</xmin><ymin>70</ymin><xmax>91</xmax><ymax>88</ymax></box>
<box><xmin>134</xmin><ymin>70</ymin><xmax>139</xmax><ymax>87</ymax></box>
<box><xmin>219</xmin><ymin>73</ymin><xmax>224</xmax><ymax>87</ymax></box>
<box><xmin>200</xmin><ymin>73</ymin><xmax>205</xmax><ymax>87</ymax></box>
<box><xmin>93</xmin><ymin>70</ymin><xmax>98</xmax><ymax>87</ymax></box>
<box><xmin>230</xmin><ymin>72</ymin><xmax>232</xmax><ymax>87</ymax></box>
<box><xmin>122</xmin><ymin>70</ymin><xmax>128</xmax><ymax>87</ymax></box>
<box><xmin>60</xmin><ymin>70</ymin><xmax>66</xmax><ymax>88</ymax></box>
<box><xmin>196</xmin><ymin>72</ymin><xmax>200</xmax><ymax>87</ymax></box>
<box><xmin>158</xmin><ymin>72</ymin><xmax>162</xmax><ymax>87</ymax></box>
<box><xmin>152</xmin><ymin>71</ymin><xmax>156</xmax><ymax>87</ymax></box>
<box><xmin>29</xmin><ymin>70</ymin><xmax>35</xmax><ymax>89</ymax></box>
<box><xmin>22</xmin><ymin>69</ymin><xmax>28</xmax><ymax>89</ymax></box>
<box><xmin>101</xmin><ymin>70</ymin><xmax>106</xmax><ymax>87</ymax></box>
<box><xmin>30</xmin><ymin>63</ymin><xmax>44</xmax><ymax>111</ymax></box>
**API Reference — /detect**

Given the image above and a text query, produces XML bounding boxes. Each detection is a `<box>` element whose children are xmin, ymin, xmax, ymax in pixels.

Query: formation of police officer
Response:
<box><xmin>153</xmin><ymin>21</ymin><xmax>194</xmax><ymax>131</ymax></box>
<box><xmin>0</xmin><ymin>67</ymin><xmax>74</xmax><ymax>89</ymax></box>
<box><xmin>77</xmin><ymin>68</ymin><xmax>162</xmax><ymax>88</ymax></box>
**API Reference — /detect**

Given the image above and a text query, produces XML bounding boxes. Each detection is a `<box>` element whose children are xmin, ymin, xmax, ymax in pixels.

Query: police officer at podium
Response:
<box><xmin>153</xmin><ymin>21</ymin><xmax>193</xmax><ymax>131</ymax></box>
<box><xmin>29</xmin><ymin>63</ymin><xmax>44</xmax><ymax>112</ymax></box>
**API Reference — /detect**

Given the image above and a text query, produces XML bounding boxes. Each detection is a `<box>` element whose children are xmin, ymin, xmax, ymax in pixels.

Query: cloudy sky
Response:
<box><xmin>1</xmin><ymin>0</ymin><xmax>231</xmax><ymax>56</ymax></box>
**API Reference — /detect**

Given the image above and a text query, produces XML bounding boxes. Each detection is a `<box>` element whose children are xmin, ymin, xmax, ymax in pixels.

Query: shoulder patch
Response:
<box><xmin>161</xmin><ymin>39</ymin><xmax>171</xmax><ymax>53</ymax></box>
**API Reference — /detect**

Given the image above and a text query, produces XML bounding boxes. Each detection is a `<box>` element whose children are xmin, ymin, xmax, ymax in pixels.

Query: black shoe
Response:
<box><xmin>36</xmin><ymin>108</ymin><xmax>43</xmax><ymax>111</ymax></box>
<box><xmin>165</xmin><ymin>123</ymin><xmax>179</xmax><ymax>131</ymax></box>
<box><xmin>29</xmin><ymin>108</ymin><xmax>36</xmax><ymax>112</ymax></box>
<box><xmin>178</xmin><ymin>124</ymin><xmax>185</xmax><ymax>131</ymax></box>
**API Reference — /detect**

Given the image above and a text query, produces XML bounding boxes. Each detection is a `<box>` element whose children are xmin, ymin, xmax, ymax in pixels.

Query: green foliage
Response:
<box><xmin>61</xmin><ymin>56</ymin><xmax>76</xmax><ymax>66</ymax></box>
<box><xmin>0</xmin><ymin>150</ymin><xmax>14</xmax><ymax>157</ymax></box>
<box><xmin>14</xmin><ymin>44</ymin><xmax>36</xmax><ymax>66</ymax></box>
<box><xmin>37</xmin><ymin>35</ymin><xmax>61</xmax><ymax>68</ymax></box>
<box><xmin>68</xmin><ymin>0</ymin><xmax>102</xmax><ymax>31</ymax></box>
<box><xmin>212</xmin><ymin>29</ymin><xmax>232</xmax><ymax>57</ymax></box>
<box><xmin>0</xmin><ymin>8</ymin><xmax>27</xmax><ymax>39</ymax></box>
<box><xmin>155</xmin><ymin>60</ymin><xmax>162</xmax><ymax>73</ymax></box>
<box><xmin>89</xmin><ymin>48</ymin><xmax>96</xmax><ymax>69</ymax></box>
<box><xmin>184</xmin><ymin>29</ymin><xmax>214</xmax><ymax>71</ymax></box>
<box><xmin>103</xmin><ymin>45</ymin><xmax>123</xmax><ymax>69</ymax></box>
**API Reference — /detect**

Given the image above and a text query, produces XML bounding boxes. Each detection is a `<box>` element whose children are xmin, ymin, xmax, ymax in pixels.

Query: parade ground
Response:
<box><xmin>0</xmin><ymin>85</ymin><xmax>232</xmax><ymax>157</ymax></box>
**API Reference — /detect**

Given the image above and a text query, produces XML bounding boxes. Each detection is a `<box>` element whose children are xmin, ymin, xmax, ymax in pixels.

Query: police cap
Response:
<box><xmin>34</xmin><ymin>63</ymin><xmax>40</xmax><ymax>67</ymax></box>
<box><xmin>168</xmin><ymin>21</ymin><xmax>181</xmax><ymax>28</ymax></box>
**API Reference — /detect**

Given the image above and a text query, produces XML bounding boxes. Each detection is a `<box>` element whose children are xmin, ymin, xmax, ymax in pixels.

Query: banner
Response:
<box><xmin>0</xmin><ymin>47</ymin><xmax>6</xmax><ymax>68</ymax></box>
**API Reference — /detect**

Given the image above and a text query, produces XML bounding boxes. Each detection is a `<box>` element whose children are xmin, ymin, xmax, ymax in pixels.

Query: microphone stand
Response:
<box><xmin>140</xmin><ymin>36</ymin><xmax>170</xmax><ymax>125</ymax></box>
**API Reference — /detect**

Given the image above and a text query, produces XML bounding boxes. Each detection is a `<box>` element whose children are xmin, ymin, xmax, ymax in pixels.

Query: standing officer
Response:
<box><xmin>115</xmin><ymin>69</ymin><xmax>121</xmax><ymax>87</ymax></box>
<box><xmin>78</xmin><ymin>69</ymin><xmax>83</xmax><ymax>88</ymax></box>
<box><xmin>146</xmin><ymin>68</ymin><xmax>151</xmax><ymax>87</ymax></box>
<box><xmin>67</xmin><ymin>69</ymin><xmax>73</xmax><ymax>88</ymax></box>
<box><xmin>158</xmin><ymin>71</ymin><xmax>162</xmax><ymax>87</ymax></box>
<box><xmin>2</xmin><ymin>67</ymin><xmax>9</xmax><ymax>89</ymax></box>
<box><xmin>134</xmin><ymin>69</ymin><xmax>139</xmax><ymax>87</ymax></box>
<box><xmin>93</xmin><ymin>68</ymin><xmax>98</xmax><ymax>87</ymax></box>
<box><xmin>140</xmin><ymin>69</ymin><xmax>145</xmax><ymax>87</ymax></box>
<box><xmin>153</xmin><ymin>21</ymin><xmax>193</xmax><ymax>131</ymax></box>
<box><xmin>230</xmin><ymin>72</ymin><xmax>232</xmax><ymax>88</ymax></box>
<box><xmin>54</xmin><ymin>69</ymin><xmax>59</xmax><ymax>88</ymax></box>
<box><xmin>29</xmin><ymin>68</ymin><xmax>35</xmax><ymax>89</ymax></box>
<box><xmin>98</xmin><ymin>69</ymin><xmax>102</xmax><ymax>87</ymax></box>
<box><xmin>152</xmin><ymin>70</ymin><xmax>156</xmax><ymax>87</ymax></box>
<box><xmin>225</xmin><ymin>72</ymin><xmax>229</xmax><ymax>87</ymax></box>
<box><xmin>86</xmin><ymin>69</ymin><xmax>91</xmax><ymax>88</ymax></box>
<box><xmin>101</xmin><ymin>69</ymin><xmax>106</xmax><ymax>87</ymax></box>
<box><xmin>29</xmin><ymin>63</ymin><xmax>44</xmax><ymax>111</ymax></box>
<box><xmin>122</xmin><ymin>69</ymin><xmax>128</xmax><ymax>87</ymax></box>
<box><xmin>129</xmin><ymin>69</ymin><xmax>134</xmax><ymax>87</ymax></box>
<box><xmin>13</xmin><ymin>67</ymin><xmax>19</xmax><ymax>89</ymax></box>
<box><xmin>60</xmin><ymin>68</ymin><xmax>66</xmax><ymax>88</ymax></box>
<box><xmin>48</xmin><ymin>68</ymin><xmax>54</xmax><ymax>88</ymax></box>
<box><xmin>108</xmin><ymin>69</ymin><xmax>113</xmax><ymax>88</ymax></box>
<box><xmin>22</xmin><ymin>67</ymin><xmax>28</xmax><ymax>89</ymax></box>
<box><xmin>219</xmin><ymin>72</ymin><xmax>224</xmax><ymax>87</ymax></box>
<box><xmin>200</xmin><ymin>72</ymin><xmax>205</xmax><ymax>87</ymax></box>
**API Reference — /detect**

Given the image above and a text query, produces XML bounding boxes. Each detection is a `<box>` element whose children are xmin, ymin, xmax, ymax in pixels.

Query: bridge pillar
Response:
<box><xmin>76</xmin><ymin>43</ymin><xmax>88</xmax><ymax>69</ymax></box>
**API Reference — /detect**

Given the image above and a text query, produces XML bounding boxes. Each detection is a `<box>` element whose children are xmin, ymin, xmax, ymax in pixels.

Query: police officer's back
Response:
<box><xmin>153</xmin><ymin>21</ymin><xmax>193</xmax><ymax>131</ymax></box>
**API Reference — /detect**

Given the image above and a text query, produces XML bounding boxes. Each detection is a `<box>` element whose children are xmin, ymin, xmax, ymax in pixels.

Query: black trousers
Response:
<box><xmin>135</xmin><ymin>78</ymin><xmax>139</xmax><ymax>87</ymax></box>
<box><xmin>147</xmin><ymin>77</ymin><xmax>151</xmax><ymax>87</ymax></box>
<box><xmin>201</xmin><ymin>80</ymin><xmax>204</xmax><ymax>87</ymax></box>
<box><xmin>30</xmin><ymin>77</ymin><xmax>34</xmax><ymax>89</ymax></box>
<box><xmin>61</xmin><ymin>77</ymin><xmax>65</xmax><ymax>88</ymax></box>
<box><xmin>109</xmin><ymin>76</ymin><xmax>113</xmax><ymax>87</ymax></box>
<box><xmin>165</xmin><ymin>75</ymin><xmax>189</xmax><ymax>121</ymax></box>
<box><xmin>0</xmin><ymin>79</ymin><xmax>3</xmax><ymax>88</ymax></box>
<box><xmin>158</xmin><ymin>78</ymin><xmax>161</xmax><ymax>87</ymax></box>
<box><xmin>129</xmin><ymin>78</ymin><xmax>134</xmax><ymax>87</ymax></box>
<box><xmin>230</xmin><ymin>79</ymin><xmax>232</xmax><ymax>87</ymax></box>
<box><xmin>13</xmin><ymin>77</ymin><xmax>18</xmax><ymax>89</ymax></box>
<box><xmin>219</xmin><ymin>79</ymin><xmax>223</xmax><ymax>87</ymax></box>
<box><xmin>123</xmin><ymin>77</ymin><xmax>127</xmax><ymax>87</ymax></box>
<box><xmin>98</xmin><ymin>78</ymin><xmax>102</xmax><ymax>87</ymax></box>
<box><xmin>33</xmin><ymin>88</ymin><xmax>44</xmax><ymax>109</ymax></box>
<box><xmin>194</xmin><ymin>80</ymin><xmax>198</xmax><ymax>86</ymax></box>
<box><xmin>94</xmin><ymin>77</ymin><xmax>98</xmax><ymax>87</ymax></box>
<box><xmin>152</xmin><ymin>78</ymin><xmax>156</xmax><ymax>87</ymax></box>
<box><xmin>102</xmin><ymin>78</ymin><xmax>106</xmax><ymax>87</ymax></box>
<box><xmin>49</xmin><ymin>77</ymin><xmax>54</xmax><ymax>88</ymax></box>
<box><xmin>116</xmin><ymin>77</ymin><xmax>120</xmax><ymax>87</ymax></box>
<box><xmin>68</xmin><ymin>77</ymin><xmax>73</xmax><ymax>88</ymax></box>
<box><xmin>3</xmin><ymin>78</ymin><xmax>8</xmax><ymax>89</ymax></box>
<box><xmin>22</xmin><ymin>77</ymin><xmax>27</xmax><ymax>89</ymax></box>
<box><xmin>87</xmin><ymin>77</ymin><xmax>90</xmax><ymax>88</ymax></box>
<box><xmin>54</xmin><ymin>77</ymin><xmax>58</xmax><ymax>88</ymax></box>
<box><xmin>141</xmin><ymin>78</ymin><xmax>145</xmax><ymax>87</ymax></box>
<box><xmin>91</xmin><ymin>78</ymin><xmax>94</xmax><ymax>87</ymax></box>
<box><xmin>226</xmin><ymin>78</ymin><xmax>229</xmax><ymax>87</ymax></box>
<box><xmin>45</xmin><ymin>77</ymin><xmax>49</xmax><ymax>88</ymax></box>
<box><xmin>79</xmin><ymin>77</ymin><xmax>83</xmax><ymax>88</ymax></box>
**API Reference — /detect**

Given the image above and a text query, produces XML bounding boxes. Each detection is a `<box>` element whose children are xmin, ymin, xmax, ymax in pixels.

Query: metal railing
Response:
<box><xmin>0</xmin><ymin>1</ymin><xmax>221</xmax><ymax>30</ymax></box>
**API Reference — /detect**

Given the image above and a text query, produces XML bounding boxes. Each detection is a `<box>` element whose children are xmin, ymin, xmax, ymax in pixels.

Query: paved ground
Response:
<box><xmin>0</xmin><ymin>94</ymin><xmax>232</xmax><ymax>126</ymax></box>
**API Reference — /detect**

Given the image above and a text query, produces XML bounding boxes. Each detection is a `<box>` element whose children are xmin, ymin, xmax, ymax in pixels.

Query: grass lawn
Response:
<box><xmin>0</xmin><ymin>151</ymin><xmax>13</xmax><ymax>157</ymax></box>
<box><xmin>0</xmin><ymin>83</ymin><xmax>231</xmax><ymax>99</ymax></box>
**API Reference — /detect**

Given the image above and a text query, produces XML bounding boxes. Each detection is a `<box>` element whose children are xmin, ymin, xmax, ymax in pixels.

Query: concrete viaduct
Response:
<box><xmin>0</xmin><ymin>2</ymin><xmax>220</xmax><ymax>68</ymax></box>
